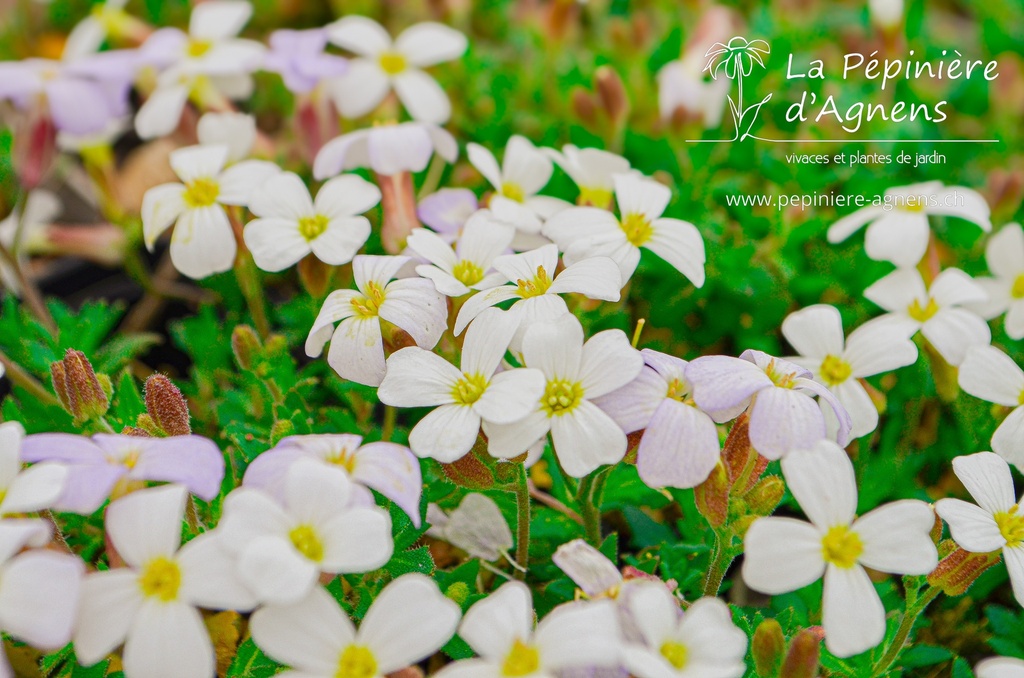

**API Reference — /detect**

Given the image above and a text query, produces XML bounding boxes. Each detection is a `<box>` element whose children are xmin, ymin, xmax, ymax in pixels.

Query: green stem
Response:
<box><xmin>381</xmin><ymin>405</ymin><xmax>397</xmax><ymax>442</ymax></box>
<box><xmin>512</xmin><ymin>463</ymin><xmax>530</xmax><ymax>580</ymax></box>
<box><xmin>0</xmin><ymin>241</ymin><xmax>57</xmax><ymax>335</ymax></box>
<box><xmin>234</xmin><ymin>254</ymin><xmax>270</xmax><ymax>339</ymax></box>
<box><xmin>702</xmin><ymin>529</ymin><xmax>736</xmax><ymax>597</ymax></box>
<box><xmin>416</xmin><ymin>154</ymin><xmax>446</xmax><ymax>200</ymax></box>
<box><xmin>0</xmin><ymin>349</ymin><xmax>59</xmax><ymax>406</ymax></box>
<box><xmin>870</xmin><ymin>584</ymin><xmax>941</xmax><ymax>676</ymax></box>
<box><xmin>577</xmin><ymin>467</ymin><xmax>611</xmax><ymax>546</ymax></box>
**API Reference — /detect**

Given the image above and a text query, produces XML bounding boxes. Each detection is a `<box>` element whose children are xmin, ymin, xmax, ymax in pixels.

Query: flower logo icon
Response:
<box><xmin>702</xmin><ymin>36</ymin><xmax>772</xmax><ymax>141</ymax></box>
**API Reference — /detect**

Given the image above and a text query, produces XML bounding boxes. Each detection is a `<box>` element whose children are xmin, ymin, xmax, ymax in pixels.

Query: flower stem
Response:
<box><xmin>0</xmin><ymin>241</ymin><xmax>57</xmax><ymax>335</ymax></box>
<box><xmin>381</xmin><ymin>405</ymin><xmax>397</xmax><ymax>442</ymax></box>
<box><xmin>702</xmin><ymin>529</ymin><xmax>737</xmax><ymax>597</ymax></box>
<box><xmin>513</xmin><ymin>463</ymin><xmax>531</xmax><ymax>580</ymax></box>
<box><xmin>0</xmin><ymin>348</ymin><xmax>58</xmax><ymax>406</ymax></box>
<box><xmin>577</xmin><ymin>467</ymin><xmax>611</xmax><ymax>546</ymax></box>
<box><xmin>870</xmin><ymin>584</ymin><xmax>941</xmax><ymax>676</ymax></box>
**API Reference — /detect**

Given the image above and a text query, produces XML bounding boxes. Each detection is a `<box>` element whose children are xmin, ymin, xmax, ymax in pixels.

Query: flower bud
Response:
<box><xmin>377</xmin><ymin>172</ymin><xmax>420</xmax><ymax>254</ymax></box>
<box><xmin>927</xmin><ymin>543</ymin><xmax>1001</xmax><ymax>596</ymax></box>
<box><xmin>231</xmin><ymin>325</ymin><xmax>263</xmax><ymax>370</ymax></box>
<box><xmin>571</xmin><ymin>88</ymin><xmax>599</xmax><ymax>127</ymax></box>
<box><xmin>13</xmin><ymin>106</ymin><xmax>57</xmax><ymax>190</ymax></box>
<box><xmin>445</xmin><ymin>581</ymin><xmax>470</xmax><ymax>606</ymax></box>
<box><xmin>135</xmin><ymin>413</ymin><xmax>162</xmax><ymax>437</ymax></box>
<box><xmin>694</xmin><ymin>461</ymin><xmax>729</xmax><ymax>528</ymax></box>
<box><xmin>50</xmin><ymin>349</ymin><xmax>109</xmax><ymax>423</ymax></box>
<box><xmin>724</xmin><ymin>415</ymin><xmax>766</xmax><ymax>493</ymax></box>
<box><xmin>441</xmin><ymin>440</ymin><xmax>496</xmax><ymax>490</ymax></box>
<box><xmin>595</xmin><ymin>66</ymin><xmax>629</xmax><ymax>127</ymax></box>
<box><xmin>745</xmin><ymin>476</ymin><xmax>785</xmax><ymax>516</ymax></box>
<box><xmin>780</xmin><ymin>629</ymin><xmax>820</xmax><ymax>678</ymax></box>
<box><xmin>144</xmin><ymin>374</ymin><xmax>191</xmax><ymax>436</ymax></box>
<box><xmin>752</xmin><ymin>618</ymin><xmax>785</xmax><ymax>678</ymax></box>
<box><xmin>298</xmin><ymin>254</ymin><xmax>331</xmax><ymax>299</ymax></box>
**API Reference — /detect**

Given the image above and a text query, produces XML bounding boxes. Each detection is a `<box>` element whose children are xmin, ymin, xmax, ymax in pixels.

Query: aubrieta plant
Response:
<box><xmin>0</xmin><ymin>1</ymin><xmax>1022</xmax><ymax>677</ymax></box>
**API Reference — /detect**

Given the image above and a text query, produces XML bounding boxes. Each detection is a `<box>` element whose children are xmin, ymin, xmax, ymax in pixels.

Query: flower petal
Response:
<box><xmin>394</xmin><ymin>69</ymin><xmax>451</xmax><ymax>124</ymax></box>
<box><xmin>782</xmin><ymin>305</ymin><xmax>845</xmax><ymax>359</ymax></box>
<box><xmin>646</xmin><ymin>217</ymin><xmax>706</xmax><ymax>287</ymax></box>
<box><xmin>106</xmin><ymin>484</ymin><xmax>186</xmax><ymax>567</ymax></box>
<box><xmin>854</xmin><ymin>500</ymin><xmax>938</xmax><ymax>574</ymax></box>
<box><xmin>395</xmin><ymin>23</ymin><xmax>467</xmax><ymax>67</ymax></box>
<box><xmin>935</xmin><ymin>498</ymin><xmax>1005</xmax><ymax>552</ymax></box>
<box><xmin>550</xmin><ymin>401</ymin><xmax>628</xmax><ymax>478</ymax></box>
<box><xmin>0</xmin><ymin>550</ymin><xmax>82</xmax><ymax>649</ymax></box>
<box><xmin>409</xmin><ymin>404</ymin><xmax>481</xmax><ymax>462</ymax></box>
<box><xmin>959</xmin><ymin>346</ymin><xmax>1024</xmax><ymax>407</ymax></box>
<box><xmin>122</xmin><ymin>600</ymin><xmax>215</xmax><ymax>678</ymax></box>
<box><xmin>577</xmin><ymin>329</ymin><xmax>643</xmax><ymax>398</ymax></box>
<box><xmin>637</xmin><ymin>400</ymin><xmax>720</xmax><ymax>489</ymax></box>
<box><xmin>781</xmin><ymin>441</ymin><xmax>857</xmax><ymax>527</ymax></box>
<box><xmin>73</xmin><ymin>569</ymin><xmax>142</xmax><ymax>665</ymax></box>
<box><xmin>742</xmin><ymin>517</ymin><xmax>825</xmax><ymax>594</ymax></box>
<box><xmin>822</xmin><ymin>565</ymin><xmax>885</xmax><ymax>658</ymax></box>
<box><xmin>250</xmin><ymin>585</ymin><xmax>354</xmax><ymax>674</ymax></box>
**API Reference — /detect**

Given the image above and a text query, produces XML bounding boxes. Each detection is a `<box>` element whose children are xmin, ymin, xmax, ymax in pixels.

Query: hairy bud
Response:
<box><xmin>50</xmin><ymin>349</ymin><xmax>109</xmax><ymax>423</ymax></box>
<box><xmin>595</xmin><ymin>66</ymin><xmax>629</xmax><ymax>126</ymax></box>
<box><xmin>780</xmin><ymin>629</ymin><xmax>821</xmax><ymax>678</ymax></box>
<box><xmin>231</xmin><ymin>325</ymin><xmax>263</xmax><ymax>370</ymax></box>
<box><xmin>927</xmin><ymin>543</ymin><xmax>1001</xmax><ymax>596</ymax></box>
<box><xmin>745</xmin><ymin>476</ymin><xmax>786</xmax><ymax>516</ymax></box>
<box><xmin>694</xmin><ymin>461</ymin><xmax>729</xmax><ymax>528</ymax></box>
<box><xmin>144</xmin><ymin>374</ymin><xmax>191</xmax><ymax>436</ymax></box>
<box><xmin>752</xmin><ymin>618</ymin><xmax>785</xmax><ymax>678</ymax></box>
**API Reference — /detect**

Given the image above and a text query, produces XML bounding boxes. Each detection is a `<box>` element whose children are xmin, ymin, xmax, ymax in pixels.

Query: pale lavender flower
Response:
<box><xmin>417</xmin><ymin>188</ymin><xmax>478</xmax><ymax>242</ymax></box>
<box><xmin>242</xmin><ymin>433</ymin><xmax>423</xmax><ymax>527</ymax></box>
<box><xmin>595</xmin><ymin>349</ymin><xmax>720</xmax><ymax>489</ymax></box>
<box><xmin>263</xmin><ymin>28</ymin><xmax>348</xmax><ymax>94</ymax></box>
<box><xmin>686</xmin><ymin>349</ymin><xmax>852</xmax><ymax>460</ymax></box>
<box><xmin>20</xmin><ymin>433</ymin><xmax>225</xmax><ymax>514</ymax></box>
<box><xmin>0</xmin><ymin>52</ymin><xmax>137</xmax><ymax>135</ymax></box>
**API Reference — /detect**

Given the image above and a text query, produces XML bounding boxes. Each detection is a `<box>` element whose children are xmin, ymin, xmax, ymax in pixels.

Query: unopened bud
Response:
<box><xmin>441</xmin><ymin>438</ymin><xmax>496</xmax><ymax>490</ymax></box>
<box><xmin>14</xmin><ymin>107</ymin><xmax>57</xmax><ymax>190</ymax></box>
<box><xmin>694</xmin><ymin>461</ymin><xmax>729</xmax><ymax>528</ymax></box>
<box><xmin>50</xmin><ymin>349</ymin><xmax>109</xmax><ymax>423</ymax></box>
<box><xmin>121</xmin><ymin>425</ymin><xmax>153</xmax><ymax>437</ymax></box>
<box><xmin>724</xmin><ymin>416</ymin><xmax>767</xmax><ymax>492</ymax></box>
<box><xmin>445</xmin><ymin>581</ymin><xmax>470</xmax><ymax>606</ymax></box>
<box><xmin>135</xmin><ymin>413</ymin><xmax>162</xmax><ymax>437</ymax></box>
<box><xmin>595</xmin><ymin>66</ymin><xmax>629</xmax><ymax>126</ymax></box>
<box><xmin>571</xmin><ymin>88</ymin><xmax>599</xmax><ymax>126</ymax></box>
<box><xmin>927</xmin><ymin>543</ymin><xmax>1001</xmax><ymax>596</ymax></box>
<box><xmin>231</xmin><ymin>324</ymin><xmax>263</xmax><ymax>370</ymax></box>
<box><xmin>298</xmin><ymin>254</ymin><xmax>331</xmax><ymax>298</ymax></box>
<box><xmin>752</xmin><ymin>619</ymin><xmax>785</xmax><ymax>678</ymax></box>
<box><xmin>780</xmin><ymin>629</ymin><xmax>820</xmax><ymax>678</ymax></box>
<box><xmin>745</xmin><ymin>476</ymin><xmax>785</xmax><ymax>516</ymax></box>
<box><xmin>270</xmin><ymin>419</ymin><xmax>295</xmax><ymax>446</ymax></box>
<box><xmin>144</xmin><ymin>374</ymin><xmax>191</xmax><ymax>436</ymax></box>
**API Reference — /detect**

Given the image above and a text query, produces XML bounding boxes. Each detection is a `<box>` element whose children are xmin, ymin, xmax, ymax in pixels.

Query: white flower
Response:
<box><xmin>553</xmin><ymin>539</ymin><xmax>626</xmax><ymax>599</ymax></box>
<box><xmin>408</xmin><ymin>209</ymin><xmax>514</xmax><ymax>297</ymax></box>
<box><xmin>378</xmin><ymin>307</ymin><xmax>545</xmax><ymax>462</ymax></box>
<box><xmin>314</xmin><ymin>122</ymin><xmax>458</xmax><ymax>179</ymax></box>
<box><xmin>427</xmin><ymin>493</ymin><xmax>514</xmax><ymax>562</ymax></box>
<box><xmin>742</xmin><ymin>440</ymin><xmax>938</xmax><ymax>658</ymax></box>
<box><xmin>141</xmin><ymin>144</ymin><xmax>279</xmax><ymax>279</ymax></box>
<box><xmin>437</xmin><ymin>580</ymin><xmax>621</xmax><ymax>678</ymax></box>
<box><xmin>862</xmin><ymin>267</ymin><xmax>990</xmax><ymax>366</ymax></box>
<box><xmin>74</xmin><ymin>485</ymin><xmax>257</xmax><ymax>677</ymax></box>
<box><xmin>545</xmin><ymin>145</ymin><xmax>631</xmax><ymax>209</ymax></box>
<box><xmin>0</xmin><ymin>189</ymin><xmax>61</xmax><ymax>292</ymax></box>
<box><xmin>63</xmin><ymin>0</ymin><xmax>130</xmax><ymax>59</ymax></box>
<box><xmin>242</xmin><ymin>433</ymin><xmax>423</xmax><ymax>528</ymax></box>
<box><xmin>782</xmin><ymin>304</ymin><xmax>918</xmax><ymax>439</ymax></box>
<box><xmin>135</xmin><ymin>1</ymin><xmax>266</xmax><ymax>139</ymax></box>
<box><xmin>959</xmin><ymin>345</ymin><xmax>1024</xmax><ymax>470</ymax></box>
<box><xmin>243</xmin><ymin>172</ymin><xmax>380</xmax><ymax>272</ymax></box>
<box><xmin>0</xmin><ymin>519</ymin><xmax>83</xmax><ymax>668</ymax></box>
<box><xmin>977</xmin><ymin>657</ymin><xmax>1024</xmax><ymax>678</ymax></box>
<box><xmin>251</xmin><ymin>574</ymin><xmax>461</xmax><ymax>678</ymax></box>
<box><xmin>468</xmin><ymin>136</ymin><xmax>571</xmax><ymax>247</ymax></box>
<box><xmin>827</xmin><ymin>181</ymin><xmax>991</xmax><ymax>268</ymax></box>
<box><xmin>453</xmin><ymin>244</ymin><xmax>622</xmax><ymax>348</ymax></box>
<box><xmin>543</xmin><ymin>173</ymin><xmax>705</xmax><ymax>288</ymax></box>
<box><xmin>869</xmin><ymin>0</ymin><xmax>904</xmax><ymax>28</ymax></box>
<box><xmin>622</xmin><ymin>583</ymin><xmax>746</xmax><ymax>678</ymax></box>
<box><xmin>217</xmin><ymin>459</ymin><xmax>393</xmax><ymax>605</ymax></box>
<box><xmin>483</xmin><ymin>314</ymin><xmax>643</xmax><ymax>477</ymax></box>
<box><xmin>970</xmin><ymin>223</ymin><xmax>1024</xmax><ymax>339</ymax></box>
<box><xmin>935</xmin><ymin>452</ymin><xmax>1024</xmax><ymax>608</ymax></box>
<box><xmin>196</xmin><ymin>111</ymin><xmax>256</xmax><ymax>163</ymax></box>
<box><xmin>0</xmin><ymin>422</ymin><xmax>67</xmax><ymax>517</ymax></box>
<box><xmin>657</xmin><ymin>54</ymin><xmax>730</xmax><ymax>128</ymax></box>
<box><xmin>326</xmin><ymin>16</ymin><xmax>467</xmax><ymax>123</ymax></box>
<box><xmin>306</xmin><ymin>254</ymin><xmax>447</xmax><ymax>387</ymax></box>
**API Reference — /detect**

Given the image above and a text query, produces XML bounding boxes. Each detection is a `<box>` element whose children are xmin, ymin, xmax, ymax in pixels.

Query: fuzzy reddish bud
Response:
<box><xmin>927</xmin><ymin>543</ymin><xmax>1001</xmax><ymax>596</ymax></box>
<box><xmin>780</xmin><ymin>629</ymin><xmax>821</xmax><ymax>678</ymax></box>
<box><xmin>694</xmin><ymin>460</ymin><xmax>730</xmax><ymax>528</ymax></box>
<box><xmin>231</xmin><ymin>325</ymin><xmax>262</xmax><ymax>370</ymax></box>
<box><xmin>144</xmin><ymin>374</ymin><xmax>191</xmax><ymax>436</ymax></box>
<box><xmin>50</xmin><ymin>349</ymin><xmax>109</xmax><ymax>423</ymax></box>
<box><xmin>752</xmin><ymin>618</ymin><xmax>786</xmax><ymax>678</ymax></box>
<box><xmin>745</xmin><ymin>475</ymin><xmax>786</xmax><ymax>516</ymax></box>
<box><xmin>595</xmin><ymin>66</ymin><xmax>629</xmax><ymax>126</ymax></box>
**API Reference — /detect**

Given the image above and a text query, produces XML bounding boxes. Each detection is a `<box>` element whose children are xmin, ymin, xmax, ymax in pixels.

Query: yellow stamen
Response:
<box><xmin>182</xmin><ymin>177</ymin><xmax>220</xmax><ymax>208</ymax></box>
<box><xmin>1012</xmin><ymin>274</ymin><xmax>1024</xmax><ymax>300</ymax></box>
<box><xmin>452</xmin><ymin>373</ymin><xmax>488</xmax><ymax>405</ymax></box>
<box><xmin>516</xmin><ymin>266</ymin><xmax>552</xmax><ymax>298</ymax></box>
<box><xmin>378</xmin><ymin>51</ymin><xmax>407</xmax><ymax>75</ymax></box>
<box><xmin>325</xmin><ymin>447</ymin><xmax>358</xmax><ymax>473</ymax></box>
<box><xmin>541</xmin><ymin>379</ymin><xmax>583</xmax><ymax>416</ymax></box>
<box><xmin>335</xmin><ymin>645</ymin><xmax>378</xmax><ymax>678</ymax></box>
<box><xmin>821</xmin><ymin>525</ymin><xmax>863</xmax><ymax>569</ymax></box>
<box><xmin>289</xmin><ymin>524</ymin><xmax>325</xmax><ymax>562</ymax></box>
<box><xmin>186</xmin><ymin>39</ymin><xmax>213</xmax><ymax>58</ymax></box>
<box><xmin>138</xmin><ymin>557</ymin><xmax>182</xmax><ymax>602</ymax></box>
<box><xmin>907</xmin><ymin>297</ymin><xmax>939</xmax><ymax>322</ymax></box>
<box><xmin>578</xmin><ymin>186</ymin><xmax>614</xmax><ymax>209</ymax></box>
<box><xmin>453</xmin><ymin>260</ymin><xmax>485</xmax><ymax>286</ymax></box>
<box><xmin>995</xmin><ymin>507</ymin><xmax>1024</xmax><ymax>548</ymax></box>
<box><xmin>352</xmin><ymin>281</ymin><xmax>386</xmax><ymax>318</ymax></box>
<box><xmin>819</xmin><ymin>355</ymin><xmax>852</xmax><ymax>386</ymax></box>
<box><xmin>660</xmin><ymin>641</ymin><xmax>689</xmax><ymax>670</ymax></box>
<box><xmin>619</xmin><ymin>212</ymin><xmax>654</xmax><ymax>247</ymax></box>
<box><xmin>501</xmin><ymin>639</ymin><xmax>540</xmax><ymax>677</ymax></box>
<box><xmin>501</xmin><ymin>182</ymin><xmax>525</xmax><ymax>202</ymax></box>
<box><xmin>298</xmin><ymin>214</ymin><xmax>330</xmax><ymax>241</ymax></box>
<box><xmin>764</xmin><ymin>359</ymin><xmax>797</xmax><ymax>389</ymax></box>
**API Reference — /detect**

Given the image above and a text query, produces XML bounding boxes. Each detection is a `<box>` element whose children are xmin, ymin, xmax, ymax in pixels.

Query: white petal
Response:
<box><xmin>920</xmin><ymin>308</ymin><xmax>990</xmax><ymax>367</ymax></box>
<box><xmin>74</xmin><ymin>570</ymin><xmax>143</xmax><ymax>665</ymax></box>
<box><xmin>822</xmin><ymin>565</ymin><xmax>885</xmax><ymax>658</ymax></box>
<box><xmin>142</xmin><ymin>183</ymin><xmax>187</xmax><ymax>249</ymax></box>
<box><xmin>467</xmin><ymin>143</ymin><xmax>504</xmax><ymax>191</ymax></box>
<box><xmin>844</xmin><ymin>322</ymin><xmax>919</xmax><ymax>377</ymax></box>
<box><xmin>782</xmin><ymin>305</ymin><xmax>845</xmax><ymax>359</ymax></box>
<box><xmin>326</xmin><ymin>16</ymin><xmax>392</xmax><ymax>56</ymax></box>
<box><xmin>196</xmin><ymin>111</ymin><xmax>255</xmax><ymax>163</ymax></box>
<box><xmin>553</xmin><ymin>539</ymin><xmax>622</xmax><ymax>599</ymax></box>
<box><xmin>320</xmin><ymin>507</ymin><xmax>393</xmax><ymax>572</ymax></box>
<box><xmin>408</xmin><ymin>228</ymin><xmax>458</xmax><ymax>271</ymax></box>
<box><xmin>864</xmin><ymin>268</ymin><xmax>927</xmax><ymax>314</ymax></box>
<box><xmin>316</xmin><ymin>174</ymin><xmax>382</xmax><ymax>218</ymax></box>
<box><xmin>395</xmin><ymin>23</ymin><xmax>468</xmax><ymax>67</ymax></box>
<box><xmin>534</xmin><ymin>599</ymin><xmax>621</xmax><ymax>670</ymax></box>
<box><xmin>827</xmin><ymin>204</ymin><xmax>886</xmax><ymax>243</ymax></box>
<box><xmin>853</xmin><ymin>500</ymin><xmax>938</xmax><ymax>574</ymax></box>
<box><xmin>929</xmin><ymin>268</ymin><xmax>989</xmax><ymax>307</ymax></box>
<box><xmin>646</xmin><ymin>217</ymin><xmax>706</xmax><ymax>288</ymax></box>
<box><xmin>1</xmin><ymin>462</ymin><xmax>66</xmax><ymax>514</ymax></box>
<box><xmin>935</xmin><ymin>498</ymin><xmax>1005</xmax><ymax>552</ymax></box>
<box><xmin>359</xmin><ymin>573</ymin><xmax>461</xmax><ymax>673</ymax></box>
<box><xmin>394</xmin><ymin>69</ymin><xmax>451</xmax><ymax>124</ymax></box>
<box><xmin>454</xmin><ymin>286</ymin><xmax>520</xmax><ymax>336</ymax></box>
<box><xmin>994</xmin><ymin>407</ymin><xmax>1024</xmax><ymax>471</ymax></box>
<box><xmin>106</xmin><ymin>485</ymin><xmax>186</xmax><ymax>568</ymax></box>
<box><xmin>833</xmin><ymin>379</ymin><xmax>879</xmax><ymax>440</ymax></box>
<box><xmin>239</xmin><ymin>535</ymin><xmax>319</xmax><ymax>604</ymax></box>
<box><xmin>305</xmin><ymin>290</ymin><xmax>360</xmax><ymax>357</ymax></box>
<box><xmin>976</xmin><ymin>656</ymin><xmax>1024</xmax><ymax>678</ymax></box>
<box><xmin>636</xmin><ymin>400</ymin><xmax>721</xmax><ymax>489</ymax></box>
<box><xmin>462</xmin><ymin>306</ymin><xmax>520</xmax><ymax>378</ymax></box>
<box><xmin>244</xmin><ymin>218</ymin><xmax>311</xmax><ymax>272</ymax></box>
<box><xmin>542</xmin><ymin>207</ymin><xmax>619</xmax><ymax>252</ymax></box>
<box><xmin>170</xmin><ymin>144</ymin><xmax>228</xmax><ymax>183</ymax></box>
<box><xmin>0</xmin><ymin>550</ymin><xmax>82</xmax><ymax>649</ymax></box>
<box><xmin>378</xmin><ymin>347</ymin><xmax>461</xmax><ymax>407</ymax></box>
<box><xmin>502</xmin><ymin>136</ymin><xmax>552</xmax><ymax>196</ymax></box>
<box><xmin>135</xmin><ymin>84</ymin><xmax>189</xmax><ymax>139</ymax></box>
<box><xmin>250</xmin><ymin>585</ymin><xmax>355</xmax><ymax>674</ymax></box>
<box><xmin>742</xmin><ymin>517</ymin><xmax>825</xmax><ymax>594</ymax></box>
<box><xmin>928</xmin><ymin>186</ymin><xmax>992</xmax><ymax>230</ymax></box>
<box><xmin>548</xmin><ymin>257</ymin><xmax>622</xmax><ymax>301</ymax></box>
<box><xmin>122</xmin><ymin>600</ymin><xmax>216</xmax><ymax>678</ymax></box>
<box><xmin>379</xmin><ymin>278</ymin><xmax>447</xmax><ymax>348</ymax></box>
<box><xmin>327</xmin><ymin>317</ymin><xmax>385</xmax><ymax>387</ymax></box>
<box><xmin>781</xmin><ymin>441</ymin><xmax>857</xmax><ymax>527</ymax></box>
<box><xmin>1005</xmin><ymin>546</ymin><xmax>1024</xmax><ymax>608</ymax></box>
<box><xmin>550</xmin><ymin>401</ymin><xmax>627</xmax><ymax>477</ymax></box>
<box><xmin>522</xmin><ymin>313</ymin><xmax>583</xmax><ymax>380</ymax></box>
<box><xmin>748</xmin><ymin>387</ymin><xmax>827</xmax><ymax>460</ymax></box>
<box><xmin>169</xmin><ymin>206</ymin><xmax>237</xmax><ymax>279</ymax></box>
<box><xmin>474</xmin><ymin>369</ymin><xmax>546</xmax><ymax>425</ymax></box>
<box><xmin>863</xmin><ymin>212</ymin><xmax>930</xmax><ymax>267</ymax></box>
<box><xmin>177</xmin><ymin>532</ymin><xmax>257</xmax><ymax>611</ymax></box>
<box><xmin>483</xmin><ymin>410</ymin><xmax>550</xmax><ymax>460</ymax></box>
<box><xmin>328</xmin><ymin>59</ymin><xmax>390</xmax><ymax>119</ymax></box>
<box><xmin>952</xmin><ymin>451</ymin><xmax>1018</xmax><ymax>513</ymax></box>
<box><xmin>409</xmin><ymin>405</ymin><xmax>481</xmax><ymax>462</ymax></box>
<box><xmin>460</xmin><ymin>581</ymin><xmax>533</xmax><ymax>659</ymax></box>
<box><xmin>218</xmin><ymin>160</ymin><xmax>280</xmax><ymax>206</ymax></box>
<box><xmin>578</xmin><ymin>329</ymin><xmax>643</xmax><ymax>398</ymax></box>
<box><xmin>189</xmin><ymin>0</ymin><xmax>251</xmax><ymax>40</ymax></box>
<box><xmin>959</xmin><ymin>345</ymin><xmax>1024</xmax><ymax>407</ymax></box>
<box><xmin>614</xmin><ymin>174</ymin><xmax>670</xmax><ymax>222</ymax></box>
<box><xmin>248</xmin><ymin>172</ymin><xmax>314</xmax><ymax>220</ymax></box>
<box><xmin>986</xmin><ymin>224</ymin><xmax>1024</xmax><ymax>280</ymax></box>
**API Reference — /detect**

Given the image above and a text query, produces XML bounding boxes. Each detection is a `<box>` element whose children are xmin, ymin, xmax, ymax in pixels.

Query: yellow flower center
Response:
<box><xmin>352</xmin><ymin>281</ymin><xmax>386</xmax><ymax>319</ymax></box>
<box><xmin>501</xmin><ymin>639</ymin><xmax>540</xmax><ymax>677</ymax></box>
<box><xmin>764</xmin><ymin>360</ymin><xmax>797</xmax><ymax>389</ymax></box>
<box><xmin>289</xmin><ymin>524</ymin><xmax>325</xmax><ymax>562</ymax></box>
<box><xmin>541</xmin><ymin>379</ymin><xmax>583</xmax><ymax>416</ymax></box>
<box><xmin>819</xmin><ymin>354</ymin><xmax>852</xmax><ymax>386</ymax></box>
<box><xmin>298</xmin><ymin>214</ymin><xmax>330</xmax><ymax>241</ymax></box>
<box><xmin>138</xmin><ymin>557</ymin><xmax>182</xmax><ymax>602</ymax></box>
<box><xmin>995</xmin><ymin>507</ymin><xmax>1024</xmax><ymax>548</ymax></box>
<box><xmin>325</xmin><ymin>447</ymin><xmax>358</xmax><ymax>473</ymax></box>
<box><xmin>660</xmin><ymin>641</ymin><xmax>689</xmax><ymax>670</ymax></box>
<box><xmin>182</xmin><ymin>177</ymin><xmax>220</xmax><ymax>208</ymax></box>
<box><xmin>665</xmin><ymin>378</ymin><xmax>695</xmax><ymax>406</ymax></box>
<box><xmin>501</xmin><ymin>182</ymin><xmax>525</xmax><ymax>203</ymax></box>
<box><xmin>901</xmin><ymin>196</ymin><xmax>928</xmax><ymax>212</ymax></box>
<box><xmin>452</xmin><ymin>373</ymin><xmax>488</xmax><ymax>405</ymax></box>
<box><xmin>619</xmin><ymin>212</ymin><xmax>654</xmax><ymax>247</ymax></box>
<box><xmin>453</xmin><ymin>260</ymin><xmax>485</xmax><ymax>286</ymax></box>
<box><xmin>335</xmin><ymin>645</ymin><xmax>378</xmax><ymax>678</ymax></box>
<box><xmin>578</xmin><ymin>186</ymin><xmax>613</xmax><ymax>209</ymax></box>
<box><xmin>907</xmin><ymin>297</ymin><xmax>939</xmax><ymax>322</ymax></box>
<box><xmin>1012</xmin><ymin>274</ymin><xmax>1024</xmax><ymax>300</ymax></box>
<box><xmin>186</xmin><ymin>39</ymin><xmax>213</xmax><ymax>58</ymax></box>
<box><xmin>378</xmin><ymin>51</ymin><xmax>407</xmax><ymax>75</ymax></box>
<box><xmin>821</xmin><ymin>525</ymin><xmax>863</xmax><ymax>569</ymax></box>
<box><xmin>516</xmin><ymin>266</ymin><xmax>553</xmax><ymax>298</ymax></box>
